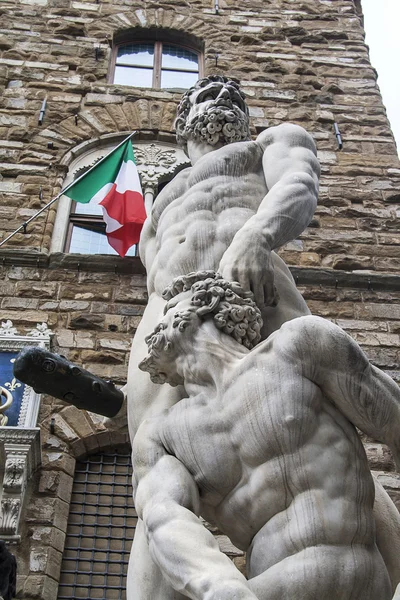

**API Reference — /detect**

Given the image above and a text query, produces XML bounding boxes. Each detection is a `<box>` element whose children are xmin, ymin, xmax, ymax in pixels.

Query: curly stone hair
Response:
<box><xmin>174</xmin><ymin>75</ymin><xmax>249</xmax><ymax>149</ymax></box>
<box><xmin>163</xmin><ymin>270</ymin><xmax>263</xmax><ymax>350</ymax></box>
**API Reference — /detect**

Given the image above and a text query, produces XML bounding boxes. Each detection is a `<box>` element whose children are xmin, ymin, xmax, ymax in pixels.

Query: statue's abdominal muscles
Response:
<box><xmin>150</xmin><ymin>143</ymin><xmax>267</xmax><ymax>293</ymax></box>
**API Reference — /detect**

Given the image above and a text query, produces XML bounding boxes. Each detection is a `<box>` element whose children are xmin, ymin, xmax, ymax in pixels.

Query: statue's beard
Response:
<box><xmin>183</xmin><ymin>103</ymin><xmax>251</xmax><ymax>147</ymax></box>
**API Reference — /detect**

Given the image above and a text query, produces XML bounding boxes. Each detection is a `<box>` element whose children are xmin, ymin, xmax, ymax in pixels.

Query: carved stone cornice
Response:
<box><xmin>0</xmin><ymin>427</ymin><xmax>41</xmax><ymax>539</ymax></box>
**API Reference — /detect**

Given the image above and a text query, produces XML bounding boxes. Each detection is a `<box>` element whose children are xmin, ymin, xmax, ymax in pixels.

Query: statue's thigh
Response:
<box><xmin>247</xmin><ymin>545</ymin><xmax>391</xmax><ymax>600</ymax></box>
<box><xmin>373</xmin><ymin>475</ymin><xmax>400</xmax><ymax>593</ymax></box>
<box><xmin>127</xmin><ymin>520</ymin><xmax>187</xmax><ymax>600</ymax></box>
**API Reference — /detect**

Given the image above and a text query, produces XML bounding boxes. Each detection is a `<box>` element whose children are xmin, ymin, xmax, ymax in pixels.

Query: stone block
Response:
<box><xmin>29</xmin><ymin>549</ymin><xmax>47</xmax><ymax>573</ymax></box>
<box><xmin>82</xmin><ymin>431</ymin><xmax>102</xmax><ymax>454</ymax></box>
<box><xmin>38</xmin><ymin>470</ymin><xmax>61</xmax><ymax>495</ymax></box>
<box><xmin>15</xmin><ymin>281</ymin><xmax>58</xmax><ymax>298</ymax></box>
<box><xmin>26</xmin><ymin>497</ymin><xmax>69</xmax><ymax>530</ymax></box>
<box><xmin>52</xmin><ymin>413</ymin><xmax>79</xmax><ymax>443</ymax></box>
<box><xmin>215</xmin><ymin>535</ymin><xmax>243</xmax><ymax>557</ymax></box>
<box><xmin>69</xmin><ymin>312</ymin><xmax>104</xmax><ymax>330</ymax></box>
<box><xmin>72</xmin><ymin>1</ymin><xmax>100</xmax><ymax>9</ymax></box>
<box><xmin>81</xmin><ymin>349</ymin><xmax>126</xmax><ymax>364</ymax></box>
<box><xmin>99</xmin><ymin>337</ymin><xmax>130</xmax><ymax>351</ymax></box>
<box><xmin>23</xmin><ymin>575</ymin><xmax>45</xmax><ymax>598</ymax></box>
<box><xmin>31</xmin><ymin>525</ymin><xmax>65</xmax><ymax>553</ymax></box>
<box><xmin>60</xmin><ymin>405</ymin><xmax>96</xmax><ymax>439</ymax></box>
<box><xmin>55</xmin><ymin>329</ymin><xmax>74</xmax><ymax>347</ymax></box>
<box><xmin>59</xmin><ymin>300</ymin><xmax>90</xmax><ymax>311</ymax></box>
<box><xmin>42</xmin><ymin>451</ymin><xmax>76</xmax><ymax>477</ymax></box>
<box><xmin>0</xmin><ymin>181</ymin><xmax>22</xmax><ymax>193</ymax></box>
<box><xmin>0</xmin><ymin>113</ymin><xmax>27</xmax><ymax>127</ymax></box>
<box><xmin>74</xmin><ymin>331</ymin><xmax>95</xmax><ymax>348</ymax></box>
<box><xmin>70</xmin><ymin>437</ymin><xmax>87</xmax><ymax>458</ymax></box>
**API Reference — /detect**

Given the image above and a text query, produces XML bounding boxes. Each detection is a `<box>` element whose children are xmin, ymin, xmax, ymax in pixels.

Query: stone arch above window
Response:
<box><xmin>109</xmin><ymin>27</ymin><xmax>204</xmax><ymax>91</ymax></box>
<box><xmin>51</xmin><ymin>132</ymin><xmax>191</xmax><ymax>256</ymax></box>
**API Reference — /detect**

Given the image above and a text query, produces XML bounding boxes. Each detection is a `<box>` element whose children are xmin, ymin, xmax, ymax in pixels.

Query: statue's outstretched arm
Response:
<box><xmin>219</xmin><ymin>123</ymin><xmax>319</xmax><ymax>307</ymax></box>
<box><xmin>133</xmin><ymin>422</ymin><xmax>258</xmax><ymax>600</ymax></box>
<box><xmin>278</xmin><ymin>315</ymin><xmax>400</xmax><ymax>469</ymax></box>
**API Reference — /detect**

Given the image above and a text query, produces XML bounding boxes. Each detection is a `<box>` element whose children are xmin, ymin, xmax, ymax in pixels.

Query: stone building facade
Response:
<box><xmin>0</xmin><ymin>0</ymin><xmax>400</xmax><ymax>598</ymax></box>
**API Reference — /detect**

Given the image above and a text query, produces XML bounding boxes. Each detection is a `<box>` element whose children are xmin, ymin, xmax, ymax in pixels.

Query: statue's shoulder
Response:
<box><xmin>171</xmin><ymin>165</ymin><xmax>192</xmax><ymax>183</ymax></box>
<box><xmin>256</xmin><ymin>123</ymin><xmax>316</xmax><ymax>152</ymax></box>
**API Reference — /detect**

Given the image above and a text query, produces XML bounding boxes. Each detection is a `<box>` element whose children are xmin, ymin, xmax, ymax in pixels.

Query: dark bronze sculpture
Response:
<box><xmin>13</xmin><ymin>347</ymin><xmax>124</xmax><ymax>418</ymax></box>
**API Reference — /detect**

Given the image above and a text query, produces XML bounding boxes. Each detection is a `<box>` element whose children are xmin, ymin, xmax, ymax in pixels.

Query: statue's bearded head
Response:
<box><xmin>139</xmin><ymin>271</ymin><xmax>263</xmax><ymax>386</ymax></box>
<box><xmin>175</xmin><ymin>76</ymin><xmax>251</xmax><ymax>153</ymax></box>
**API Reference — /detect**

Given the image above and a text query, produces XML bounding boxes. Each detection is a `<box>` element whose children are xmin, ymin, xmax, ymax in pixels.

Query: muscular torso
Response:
<box><xmin>138</xmin><ymin>343</ymin><xmax>375</xmax><ymax>577</ymax></box>
<box><xmin>145</xmin><ymin>141</ymin><xmax>266</xmax><ymax>294</ymax></box>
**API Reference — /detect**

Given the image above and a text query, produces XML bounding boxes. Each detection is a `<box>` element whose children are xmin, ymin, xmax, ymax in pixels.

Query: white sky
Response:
<box><xmin>362</xmin><ymin>0</ymin><xmax>400</xmax><ymax>155</ymax></box>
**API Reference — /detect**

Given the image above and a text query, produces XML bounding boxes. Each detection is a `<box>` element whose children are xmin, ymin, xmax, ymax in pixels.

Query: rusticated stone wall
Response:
<box><xmin>0</xmin><ymin>0</ymin><xmax>400</xmax><ymax>598</ymax></box>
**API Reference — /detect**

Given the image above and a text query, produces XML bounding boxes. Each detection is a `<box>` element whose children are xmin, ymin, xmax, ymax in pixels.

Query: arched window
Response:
<box><xmin>57</xmin><ymin>449</ymin><xmax>135</xmax><ymax>600</ymax></box>
<box><xmin>110</xmin><ymin>29</ymin><xmax>203</xmax><ymax>90</ymax></box>
<box><xmin>51</xmin><ymin>136</ymin><xmax>191</xmax><ymax>256</ymax></box>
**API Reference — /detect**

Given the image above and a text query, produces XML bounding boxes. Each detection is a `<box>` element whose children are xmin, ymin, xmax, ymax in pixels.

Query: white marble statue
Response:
<box><xmin>136</xmin><ymin>271</ymin><xmax>400</xmax><ymax>600</ymax></box>
<box><xmin>125</xmin><ymin>76</ymin><xmax>400</xmax><ymax>598</ymax></box>
<box><xmin>126</xmin><ymin>76</ymin><xmax>320</xmax><ymax>598</ymax></box>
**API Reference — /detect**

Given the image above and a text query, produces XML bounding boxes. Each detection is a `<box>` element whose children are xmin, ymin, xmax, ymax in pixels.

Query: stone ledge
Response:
<box><xmin>0</xmin><ymin>249</ymin><xmax>399</xmax><ymax>291</ymax></box>
<box><xmin>290</xmin><ymin>267</ymin><xmax>400</xmax><ymax>292</ymax></box>
<box><xmin>0</xmin><ymin>249</ymin><xmax>145</xmax><ymax>275</ymax></box>
<box><xmin>49</xmin><ymin>252</ymin><xmax>145</xmax><ymax>275</ymax></box>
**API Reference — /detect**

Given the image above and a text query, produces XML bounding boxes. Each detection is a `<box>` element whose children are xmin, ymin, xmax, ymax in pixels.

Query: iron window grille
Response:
<box><xmin>57</xmin><ymin>450</ymin><xmax>136</xmax><ymax>600</ymax></box>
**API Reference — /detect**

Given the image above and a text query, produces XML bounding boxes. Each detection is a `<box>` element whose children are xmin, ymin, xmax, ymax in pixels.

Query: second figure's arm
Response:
<box><xmin>133</xmin><ymin>419</ymin><xmax>258</xmax><ymax>600</ymax></box>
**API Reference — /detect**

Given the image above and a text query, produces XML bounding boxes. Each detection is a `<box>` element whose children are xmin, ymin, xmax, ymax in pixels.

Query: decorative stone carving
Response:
<box><xmin>124</xmin><ymin>78</ymin><xmax>400</xmax><ymax>599</ymax></box>
<box><xmin>136</xmin><ymin>271</ymin><xmax>400</xmax><ymax>599</ymax></box>
<box><xmin>0</xmin><ymin>321</ymin><xmax>52</xmax><ymax>343</ymax></box>
<box><xmin>0</xmin><ymin>321</ymin><xmax>18</xmax><ymax>337</ymax></box>
<box><xmin>125</xmin><ymin>77</ymin><xmax>321</xmax><ymax>599</ymax></box>
<box><xmin>134</xmin><ymin>143</ymin><xmax>189</xmax><ymax>193</ymax></box>
<box><xmin>0</xmin><ymin>428</ymin><xmax>41</xmax><ymax>538</ymax></box>
<box><xmin>0</xmin><ymin>322</ymin><xmax>47</xmax><ymax>539</ymax></box>
<box><xmin>26</xmin><ymin>322</ymin><xmax>52</xmax><ymax>339</ymax></box>
<box><xmin>0</xmin><ymin>499</ymin><xmax>20</xmax><ymax>537</ymax></box>
<box><xmin>3</xmin><ymin>457</ymin><xmax>25</xmax><ymax>491</ymax></box>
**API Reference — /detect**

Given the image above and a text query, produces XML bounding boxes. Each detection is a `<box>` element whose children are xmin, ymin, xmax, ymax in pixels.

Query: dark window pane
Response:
<box><xmin>69</xmin><ymin>225</ymin><xmax>137</xmax><ymax>256</ymax></box>
<box><xmin>114</xmin><ymin>65</ymin><xmax>153</xmax><ymax>88</ymax></box>
<box><xmin>116</xmin><ymin>43</ymin><xmax>154</xmax><ymax>67</ymax></box>
<box><xmin>161</xmin><ymin>69</ymin><xmax>199</xmax><ymax>89</ymax></box>
<box><xmin>161</xmin><ymin>44</ymin><xmax>198</xmax><ymax>70</ymax></box>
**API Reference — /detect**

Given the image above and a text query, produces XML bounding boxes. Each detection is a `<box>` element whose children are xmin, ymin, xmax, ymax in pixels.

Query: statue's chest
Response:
<box><xmin>187</xmin><ymin>143</ymin><xmax>263</xmax><ymax>188</ymax></box>
<box><xmin>162</xmin><ymin>402</ymin><xmax>242</xmax><ymax>503</ymax></box>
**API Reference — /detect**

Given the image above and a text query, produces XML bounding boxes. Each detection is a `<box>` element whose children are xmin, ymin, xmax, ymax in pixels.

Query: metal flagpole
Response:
<box><xmin>0</xmin><ymin>130</ymin><xmax>138</xmax><ymax>249</ymax></box>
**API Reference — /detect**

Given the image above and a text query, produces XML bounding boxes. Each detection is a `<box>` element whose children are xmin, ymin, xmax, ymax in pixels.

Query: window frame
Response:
<box><xmin>109</xmin><ymin>40</ymin><xmax>203</xmax><ymax>89</ymax></box>
<box><xmin>50</xmin><ymin>136</ymin><xmax>191</xmax><ymax>256</ymax></box>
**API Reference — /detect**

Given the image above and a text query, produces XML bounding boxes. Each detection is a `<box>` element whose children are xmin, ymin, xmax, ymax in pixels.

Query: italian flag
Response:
<box><xmin>65</xmin><ymin>139</ymin><xmax>146</xmax><ymax>257</ymax></box>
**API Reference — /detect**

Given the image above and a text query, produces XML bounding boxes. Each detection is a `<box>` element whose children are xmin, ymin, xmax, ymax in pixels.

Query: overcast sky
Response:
<box><xmin>362</xmin><ymin>0</ymin><xmax>400</xmax><ymax>155</ymax></box>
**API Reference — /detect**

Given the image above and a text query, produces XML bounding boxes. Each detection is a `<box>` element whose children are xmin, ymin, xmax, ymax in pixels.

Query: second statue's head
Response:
<box><xmin>139</xmin><ymin>271</ymin><xmax>262</xmax><ymax>386</ymax></box>
<box><xmin>175</xmin><ymin>75</ymin><xmax>251</xmax><ymax>154</ymax></box>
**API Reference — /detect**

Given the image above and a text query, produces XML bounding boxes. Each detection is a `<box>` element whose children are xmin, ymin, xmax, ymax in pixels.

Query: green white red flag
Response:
<box><xmin>65</xmin><ymin>139</ymin><xmax>145</xmax><ymax>257</ymax></box>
